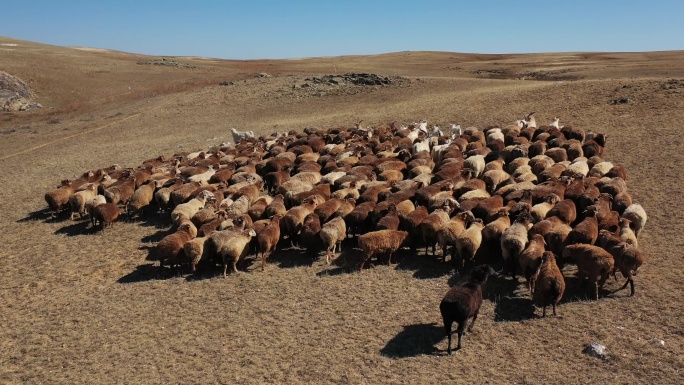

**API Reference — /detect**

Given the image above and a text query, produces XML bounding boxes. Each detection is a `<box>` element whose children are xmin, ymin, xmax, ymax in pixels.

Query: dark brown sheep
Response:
<box><xmin>92</xmin><ymin>203</ymin><xmax>122</xmax><ymax>231</ymax></box>
<box><xmin>357</xmin><ymin>230</ymin><xmax>408</xmax><ymax>270</ymax></box>
<box><xmin>256</xmin><ymin>214</ymin><xmax>281</xmax><ymax>270</ymax></box>
<box><xmin>440</xmin><ymin>265</ymin><xmax>494</xmax><ymax>353</ymax></box>
<box><xmin>532</xmin><ymin>252</ymin><xmax>565</xmax><ymax>317</ymax></box>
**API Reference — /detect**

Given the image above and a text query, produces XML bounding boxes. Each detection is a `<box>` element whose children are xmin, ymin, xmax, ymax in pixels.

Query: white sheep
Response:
<box><xmin>230</xmin><ymin>128</ymin><xmax>256</xmax><ymax>144</ymax></box>
<box><xmin>171</xmin><ymin>190</ymin><xmax>213</xmax><ymax>226</ymax></box>
<box><xmin>413</xmin><ymin>137</ymin><xmax>431</xmax><ymax>154</ymax></box>
<box><xmin>550</xmin><ymin>117</ymin><xmax>560</xmax><ymax>129</ymax></box>
<box><xmin>621</xmin><ymin>203</ymin><xmax>647</xmax><ymax>238</ymax></box>
<box><xmin>449</xmin><ymin>124</ymin><xmax>462</xmax><ymax>139</ymax></box>
<box><xmin>464</xmin><ymin>155</ymin><xmax>486</xmax><ymax>178</ymax></box>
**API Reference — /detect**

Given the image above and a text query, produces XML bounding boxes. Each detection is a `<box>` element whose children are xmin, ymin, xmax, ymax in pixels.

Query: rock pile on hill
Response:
<box><xmin>136</xmin><ymin>58</ymin><xmax>196</xmax><ymax>69</ymax></box>
<box><xmin>308</xmin><ymin>73</ymin><xmax>396</xmax><ymax>86</ymax></box>
<box><xmin>0</xmin><ymin>71</ymin><xmax>42</xmax><ymax>111</ymax></box>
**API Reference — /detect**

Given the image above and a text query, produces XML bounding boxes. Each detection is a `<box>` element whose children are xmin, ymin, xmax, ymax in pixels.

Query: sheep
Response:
<box><xmin>208</xmin><ymin>228</ymin><xmax>257</xmax><ymax>276</ymax></box>
<box><xmin>420</xmin><ymin>206</ymin><xmax>452</xmax><ymax>256</ymax></box>
<box><xmin>86</xmin><ymin>195</ymin><xmax>107</xmax><ymax>227</ymax></box>
<box><xmin>518</xmin><ymin>233</ymin><xmax>547</xmax><ymax>292</ymax></box>
<box><xmin>45</xmin><ymin>182</ymin><xmax>75</xmax><ymax>218</ymax></box>
<box><xmin>463</xmin><ymin>155</ymin><xmax>485</xmax><ymax>178</ymax></box>
<box><xmin>170</xmin><ymin>181</ymin><xmax>203</xmax><ymax>207</ymax></box>
<box><xmin>300</xmin><ymin>213</ymin><xmax>323</xmax><ymax>254</ymax></box>
<box><xmin>546</xmin><ymin>199</ymin><xmax>577</xmax><ymax>225</ymax></box>
<box><xmin>500</xmin><ymin>212</ymin><xmax>533</xmax><ymax>278</ymax></box>
<box><xmin>92</xmin><ymin>203</ymin><xmax>122</xmax><ymax>231</ymax></box>
<box><xmin>155</xmin><ymin>222</ymin><xmax>196</xmax><ymax>269</ymax></box>
<box><xmin>345</xmin><ymin>201</ymin><xmax>376</xmax><ymax>238</ymax></box>
<box><xmin>197</xmin><ymin>210</ymin><xmax>228</xmax><ymax>237</ymax></box>
<box><xmin>596</xmin><ymin>230</ymin><xmax>645</xmax><ymax>296</ymax></box>
<box><xmin>530</xmin><ymin>194</ymin><xmax>560</xmax><ymax>223</ymax></box>
<box><xmin>438</xmin><ymin>212</ymin><xmax>474</xmax><ymax>263</ymax></box>
<box><xmin>440</xmin><ymin>265</ymin><xmax>494</xmax><ymax>353</ymax></box>
<box><xmin>532</xmin><ymin>251</ymin><xmax>565</xmax><ymax>317</ymax></box>
<box><xmin>103</xmin><ymin>176</ymin><xmax>137</xmax><ymax>208</ymax></box>
<box><xmin>69</xmin><ymin>183</ymin><xmax>99</xmax><ymax>220</ymax></box>
<box><xmin>482</xmin><ymin>208</ymin><xmax>511</xmax><ymax>245</ymax></box>
<box><xmin>281</xmin><ymin>196</ymin><xmax>321</xmax><ymax>247</ymax></box>
<box><xmin>264</xmin><ymin>194</ymin><xmax>287</xmax><ymax>218</ymax></box>
<box><xmin>449</xmin><ymin>124</ymin><xmax>462</xmax><ymax>139</ymax></box>
<box><xmin>376</xmin><ymin>204</ymin><xmax>400</xmax><ymax>231</ymax></box>
<box><xmin>188</xmin><ymin>166</ymin><xmax>216</xmax><ymax>184</ymax></box>
<box><xmin>565</xmin><ymin>205</ymin><xmax>600</xmax><ymax>246</ymax></box>
<box><xmin>617</xmin><ymin>218</ymin><xmax>638</xmax><ymax>247</ymax></box>
<box><xmin>256</xmin><ymin>214</ymin><xmax>281</xmax><ymax>270</ymax></box>
<box><xmin>247</xmin><ymin>196</ymin><xmax>273</xmax><ymax>221</ymax></box>
<box><xmin>223</xmin><ymin>195</ymin><xmax>251</xmax><ymax>220</ymax></box>
<box><xmin>126</xmin><ymin>180</ymin><xmax>157</xmax><ymax>215</ymax></box>
<box><xmin>561</xmin><ymin>244</ymin><xmax>614</xmax><ymax>300</ymax></box>
<box><xmin>319</xmin><ymin>216</ymin><xmax>347</xmax><ymax>264</ymax></box>
<box><xmin>171</xmin><ymin>190</ymin><xmax>213</xmax><ymax>226</ymax></box>
<box><xmin>621</xmin><ymin>203</ymin><xmax>647</xmax><ymax>238</ymax></box>
<box><xmin>230</xmin><ymin>127</ymin><xmax>256</xmax><ymax>143</ymax></box>
<box><xmin>454</xmin><ymin>219</ymin><xmax>486</xmax><ymax>269</ymax></box>
<box><xmin>357</xmin><ymin>230</ymin><xmax>408</xmax><ymax>270</ymax></box>
<box><xmin>191</xmin><ymin>207</ymin><xmax>218</xmax><ymax>228</ymax></box>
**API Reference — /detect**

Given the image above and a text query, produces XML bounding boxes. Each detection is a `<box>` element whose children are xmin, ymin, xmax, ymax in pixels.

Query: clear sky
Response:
<box><xmin>2</xmin><ymin>1</ymin><xmax>682</xmax><ymax>59</ymax></box>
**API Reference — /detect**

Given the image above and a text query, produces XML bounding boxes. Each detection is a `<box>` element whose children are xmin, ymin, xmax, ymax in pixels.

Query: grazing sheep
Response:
<box><xmin>264</xmin><ymin>194</ymin><xmax>287</xmax><ymax>218</ymax></box>
<box><xmin>621</xmin><ymin>203</ymin><xmax>647</xmax><ymax>238</ymax></box>
<box><xmin>92</xmin><ymin>203</ymin><xmax>121</xmax><ymax>231</ymax></box>
<box><xmin>454</xmin><ymin>219</ymin><xmax>486</xmax><ymax>269</ymax></box>
<box><xmin>208</xmin><ymin>228</ymin><xmax>257</xmax><ymax>276</ymax></box>
<box><xmin>617</xmin><ymin>218</ymin><xmax>638</xmax><ymax>247</ymax></box>
<box><xmin>532</xmin><ymin>252</ymin><xmax>565</xmax><ymax>317</ymax></box>
<box><xmin>256</xmin><ymin>214</ymin><xmax>281</xmax><ymax>270</ymax></box>
<box><xmin>482</xmin><ymin>208</ymin><xmax>511</xmax><ymax>245</ymax></box>
<box><xmin>420</xmin><ymin>206</ymin><xmax>452</xmax><ymax>256</ymax></box>
<box><xmin>500</xmin><ymin>213</ymin><xmax>533</xmax><ymax>278</ymax></box>
<box><xmin>69</xmin><ymin>183</ymin><xmax>99</xmax><ymax>220</ymax></box>
<box><xmin>319</xmin><ymin>216</ymin><xmax>347</xmax><ymax>264</ymax></box>
<box><xmin>127</xmin><ymin>180</ymin><xmax>158</xmax><ymax>215</ymax></box>
<box><xmin>565</xmin><ymin>205</ymin><xmax>599</xmax><ymax>245</ymax></box>
<box><xmin>437</xmin><ymin>211</ymin><xmax>473</xmax><ymax>263</ymax></box>
<box><xmin>171</xmin><ymin>191</ymin><xmax>213</xmax><ymax>226</ymax></box>
<box><xmin>155</xmin><ymin>222</ymin><xmax>197</xmax><ymax>269</ymax></box>
<box><xmin>300</xmin><ymin>213</ymin><xmax>322</xmax><ymax>254</ymax></box>
<box><xmin>357</xmin><ymin>230</ymin><xmax>408</xmax><ymax>270</ymax></box>
<box><xmin>546</xmin><ymin>199</ymin><xmax>577</xmax><ymax>225</ymax></box>
<box><xmin>596</xmin><ymin>230</ymin><xmax>645</xmax><ymax>296</ymax></box>
<box><xmin>518</xmin><ymin>233</ymin><xmax>547</xmax><ymax>292</ymax></box>
<box><xmin>281</xmin><ymin>197</ymin><xmax>321</xmax><ymax>247</ymax></box>
<box><xmin>223</xmin><ymin>195</ymin><xmax>251</xmax><ymax>220</ymax></box>
<box><xmin>86</xmin><ymin>195</ymin><xmax>107</xmax><ymax>227</ymax></box>
<box><xmin>45</xmin><ymin>182</ymin><xmax>75</xmax><ymax>218</ymax></box>
<box><xmin>562</xmin><ymin>244</ymin><xmax>614</xmax><ymax>300</ymax></box>
<box><xmin>530</xmin><ymin>194</ymin><xmax>560</xmax><ymax>223</ymax></box>
<box><xmin>183</xmin><ymin>236</ymin><xmax>209</xmax><ymax>272</ymax></box>
<box><xmin>440</xmin><ymin>265</ymin><xmax>494</xmax><ymax>353</ymax></box>
<box><xmin>345</xmin><ymin>201</ymin><xmax>376</xmax><ymax>238</ymax></box>
<box><xmin>376</xmin><ymin>204</ymin><xmax>401</xmax><ymax>231</ymax></box>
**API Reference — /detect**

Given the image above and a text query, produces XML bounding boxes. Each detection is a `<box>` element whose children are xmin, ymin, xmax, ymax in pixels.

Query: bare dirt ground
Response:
<box><xmin>1</xmin><ymin>36</ymin><xmax>683</xmax><ymax>384</ymax></box>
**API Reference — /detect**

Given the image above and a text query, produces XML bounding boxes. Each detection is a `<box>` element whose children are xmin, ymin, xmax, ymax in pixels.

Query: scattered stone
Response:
<box><xmin>219</xmin><ymin>81</ymin><xmax>234</xmax><ymax>86</ymax></box>
<box><xmin>610</xmin><ymin>97</ymin><xmax>632</xmax><ymax>105</ymax></box>
<box><xmin>136</xmin><ymin>58</ymin><xmax>196</xmax><ymax>69</ymax></box>
<box><xmin>254</xmin><ymin>73</ymin><xmax>272</xmax><ymax>78</ymax></box>
<box><xmin>583</xmin><ymin>342</ymin><xmax>608</xmax><ymax>359</ymax></box>
<box><xmin>652</xmin><ymin>339</ymin><xmax>665</xmax><ymax>347</ymax></box>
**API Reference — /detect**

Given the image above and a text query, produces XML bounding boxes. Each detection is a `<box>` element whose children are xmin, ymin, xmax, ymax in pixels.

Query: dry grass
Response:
<box><xmin>1</xmin><ymin>36</ymin><xmax>683</xmax><ymax>384</ymax></box>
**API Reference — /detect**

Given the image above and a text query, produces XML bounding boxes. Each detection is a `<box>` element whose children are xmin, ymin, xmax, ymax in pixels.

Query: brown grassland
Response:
<box><xmin>1</xmin><ymin>36</ymin><xmax>683</xmax><ymax>384</ymax></box>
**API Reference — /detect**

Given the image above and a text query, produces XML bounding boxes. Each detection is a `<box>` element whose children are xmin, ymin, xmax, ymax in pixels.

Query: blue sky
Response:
<box><xmin>2</xmin><ymin>1</ymin><xmax>682</xmax><ymax>59</ymax></box>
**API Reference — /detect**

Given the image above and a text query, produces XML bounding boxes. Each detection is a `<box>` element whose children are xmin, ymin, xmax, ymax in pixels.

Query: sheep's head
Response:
<box><xmin>531</xmin><ymin>233</ymin><xmax>546</xmax><ymax>245</ymax></box>
<box><xmin>541</xmin><ymin>251</ymin><xmax>556</xmax><ymax>264</ymax></box>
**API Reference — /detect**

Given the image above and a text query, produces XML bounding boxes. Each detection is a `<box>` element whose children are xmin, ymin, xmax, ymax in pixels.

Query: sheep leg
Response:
<box><xmin>467</xmin><ymin>312</ymin><xmax>479</xmax><ymax>333</ymax></box>
<box><xmin>443</xmin><ymin>319</ymin><xmax>453</xmax><ymax>355</ymax></box>
<box><xmin>326</xmin><ymin>249</ymin><xmax>332</xmax><ymax>265</ymax></box>
<box><xmin>592</xmin><ymin>281</ymin><xmax>599</xmax><ymax>301</ymax></box>
<box><xmin>456</xmin><ymin>321</ymin><xmax>465</xmax><ymax>350</ymax></box>
<box><xmin>261</xmin><ymin>251</ymin><xmax>268</xmax><ymax>271</ymax></box>
<box><xmin>552</xmin><ymin>302</ymin><xmax>557</xmax><ymax>317</ymax></box>
<box><xmin>222</xmin><ymin>263</ymin><xmax>228</xmax><ymax>278</ymax></box>
<box><xmin>542</xmin><ymin>305</ymin><xmax>547</xmax><ymax>318</ymax></box>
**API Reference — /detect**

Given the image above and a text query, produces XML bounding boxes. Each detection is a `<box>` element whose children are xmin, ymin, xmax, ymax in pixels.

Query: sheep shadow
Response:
<box><xmin>380</xmin><ymin>323</ymin><xmax>444</xmax><ymax>358</ymax></box>
<box><xmin>393</xmin><ymin>249</ymin><xmax>453</xmax><ymax>279</ymax></box>
<box><xmin>140</xmin><ymin>228</ymin><xmax>175</xmax><ymax>244</ymax></box>
<box><xmin>117</xmin><ymin>263</ymin><xmax>178</xmax><ymax>283</ymax></box>
<box><xmin>127</xmin><ymin>211</ymin><xmax>168</xmax><ymax>229</ymax></box>
<box><xmin>54</xmin><ymin>221</ymin><xmax>98</xmax><ymax>236</ymax></box>
<box><xmin>17</xmin><ymin>208</ymin><xmax>54</xmax><ymax>223</ymax></box>
<box><xmin>483</xmin><ymin>274</ymin><xmax>537</xmax><ymax>322</ymax></box>
<box><xmin>315</xmin><ymin>248</ymin><xmax>360</xmax><ymax>276</ymax></box>
<box><xmin>269</xmin><ymin>245</ymin><xmax>319</xmax><ymax>269</ymax></box>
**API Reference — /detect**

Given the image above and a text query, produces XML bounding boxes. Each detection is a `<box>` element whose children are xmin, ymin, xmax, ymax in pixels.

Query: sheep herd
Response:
<box><xmin>43</xmin><ymin>113</ymin><xmax>648</xmax><ymax>348</ymax></box>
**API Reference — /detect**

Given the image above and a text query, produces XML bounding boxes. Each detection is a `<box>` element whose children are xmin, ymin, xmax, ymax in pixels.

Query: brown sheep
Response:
<box><xmin>518</xmin><ymin>233</ymin><xmax>547</xmax><ymax>292</ymax></box>
<box><xmin>256</xmin><ymin>214</ymin><xmax>281</xmax><ymax>270</ymax></box>
<box><xmin>402</xmin><ymin>205</ymin><xmax>429</xmax><ymax>251</ymax></box>
<box><xmin>92</xmin><ymin>203</ymin><xmax>121</xmax><ymax>231</ymax></box>
<box><xmin>420</xmin><ymin>206</ymin><xmax>452</xmax><ymax>256</ymax></box>
<box><xmin>565</xmin><ymin>205</ymin><xmax>599</xmax><ymax>245</ymax></box>
<box><xmin>264</xmin><ymin>194</ymin><xmax>287</xmax><ymax>218</ymax></box>
<box><xmin>300</xmin><ymin>213</ymin><xmax>323</xmax><ymax>254</ymax></box>
<box><xmin>207</xmin><ymin>228</ymin><xmax>257</xmax><ymax>276</ymax></box>
<box><xmin>376</xmin><ymin>204</ymin><xmax>400</xmax><ymax>231</ymax></box>
<box><xmin>198</xmin><ymin>211</ymin><xmax>227</xmax><ymax>237</ymax></box>
<box><xmin>345</xmin><ymin>201</ymin><xmax>376</xmax><ymax>237</ymax></box>
<box><xmin>532</xmin><ymin>252</ymin><xmax>565</xmax><ymax>317</ymax></box>
<box><xmin>314</xmin><ymin>198</ymin><xmax>344</xmax><ymax>223</ymax></box>
<box><xmin>437</xmin><ymin>211</ymin><xmax>473</xmax><ymax>263</ymax></box>
<box><xmin>281</xmin><ymin>196</ymin><xmax>321</xmax><ymax>247</ymax></box>
<box><xmin>482</xmin><ymin>208</ymin><xmax>511</xmax><ymax>245</ymax></box>
<box><xmin>454</xmin><ymin>219</ymin><xmax>486</xmax><ymax>269</ymax></box>
<box><xmin>500</xmin><ymin>213</ymin><xmax>533</xmax><ymax>278</ymax></box>
<box><xmin>155</xmin><ymin>222</ymin><xmax>196</xmax><ymax>269</ymax></box>
<box><xmin>596</xmin><ymin>230</ymin><xmax>645</xmax><ymax>296</ymax></box>
<box><xmin>562</xmin><ymin>244</ymin><xmax>614</xmax><ymax>300</ymax></box>
<box><xmin>357</xmin><ymin>230</ymin><xmax>408</xmax><ymax>270</ymax></box>
<box><xmin>440</xmin><ymin>265</ymin><xmax>494</xmax><ymax>353</ymax></box>
<box><xmin>546</xmin><ymin>199</ymin><xmax>577</xmax><ymax>225</ymax></box>
<box><xmin>45</xmin><ymin>181</ymin><xmax>76</xmax><ymax>218</ymax></box>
